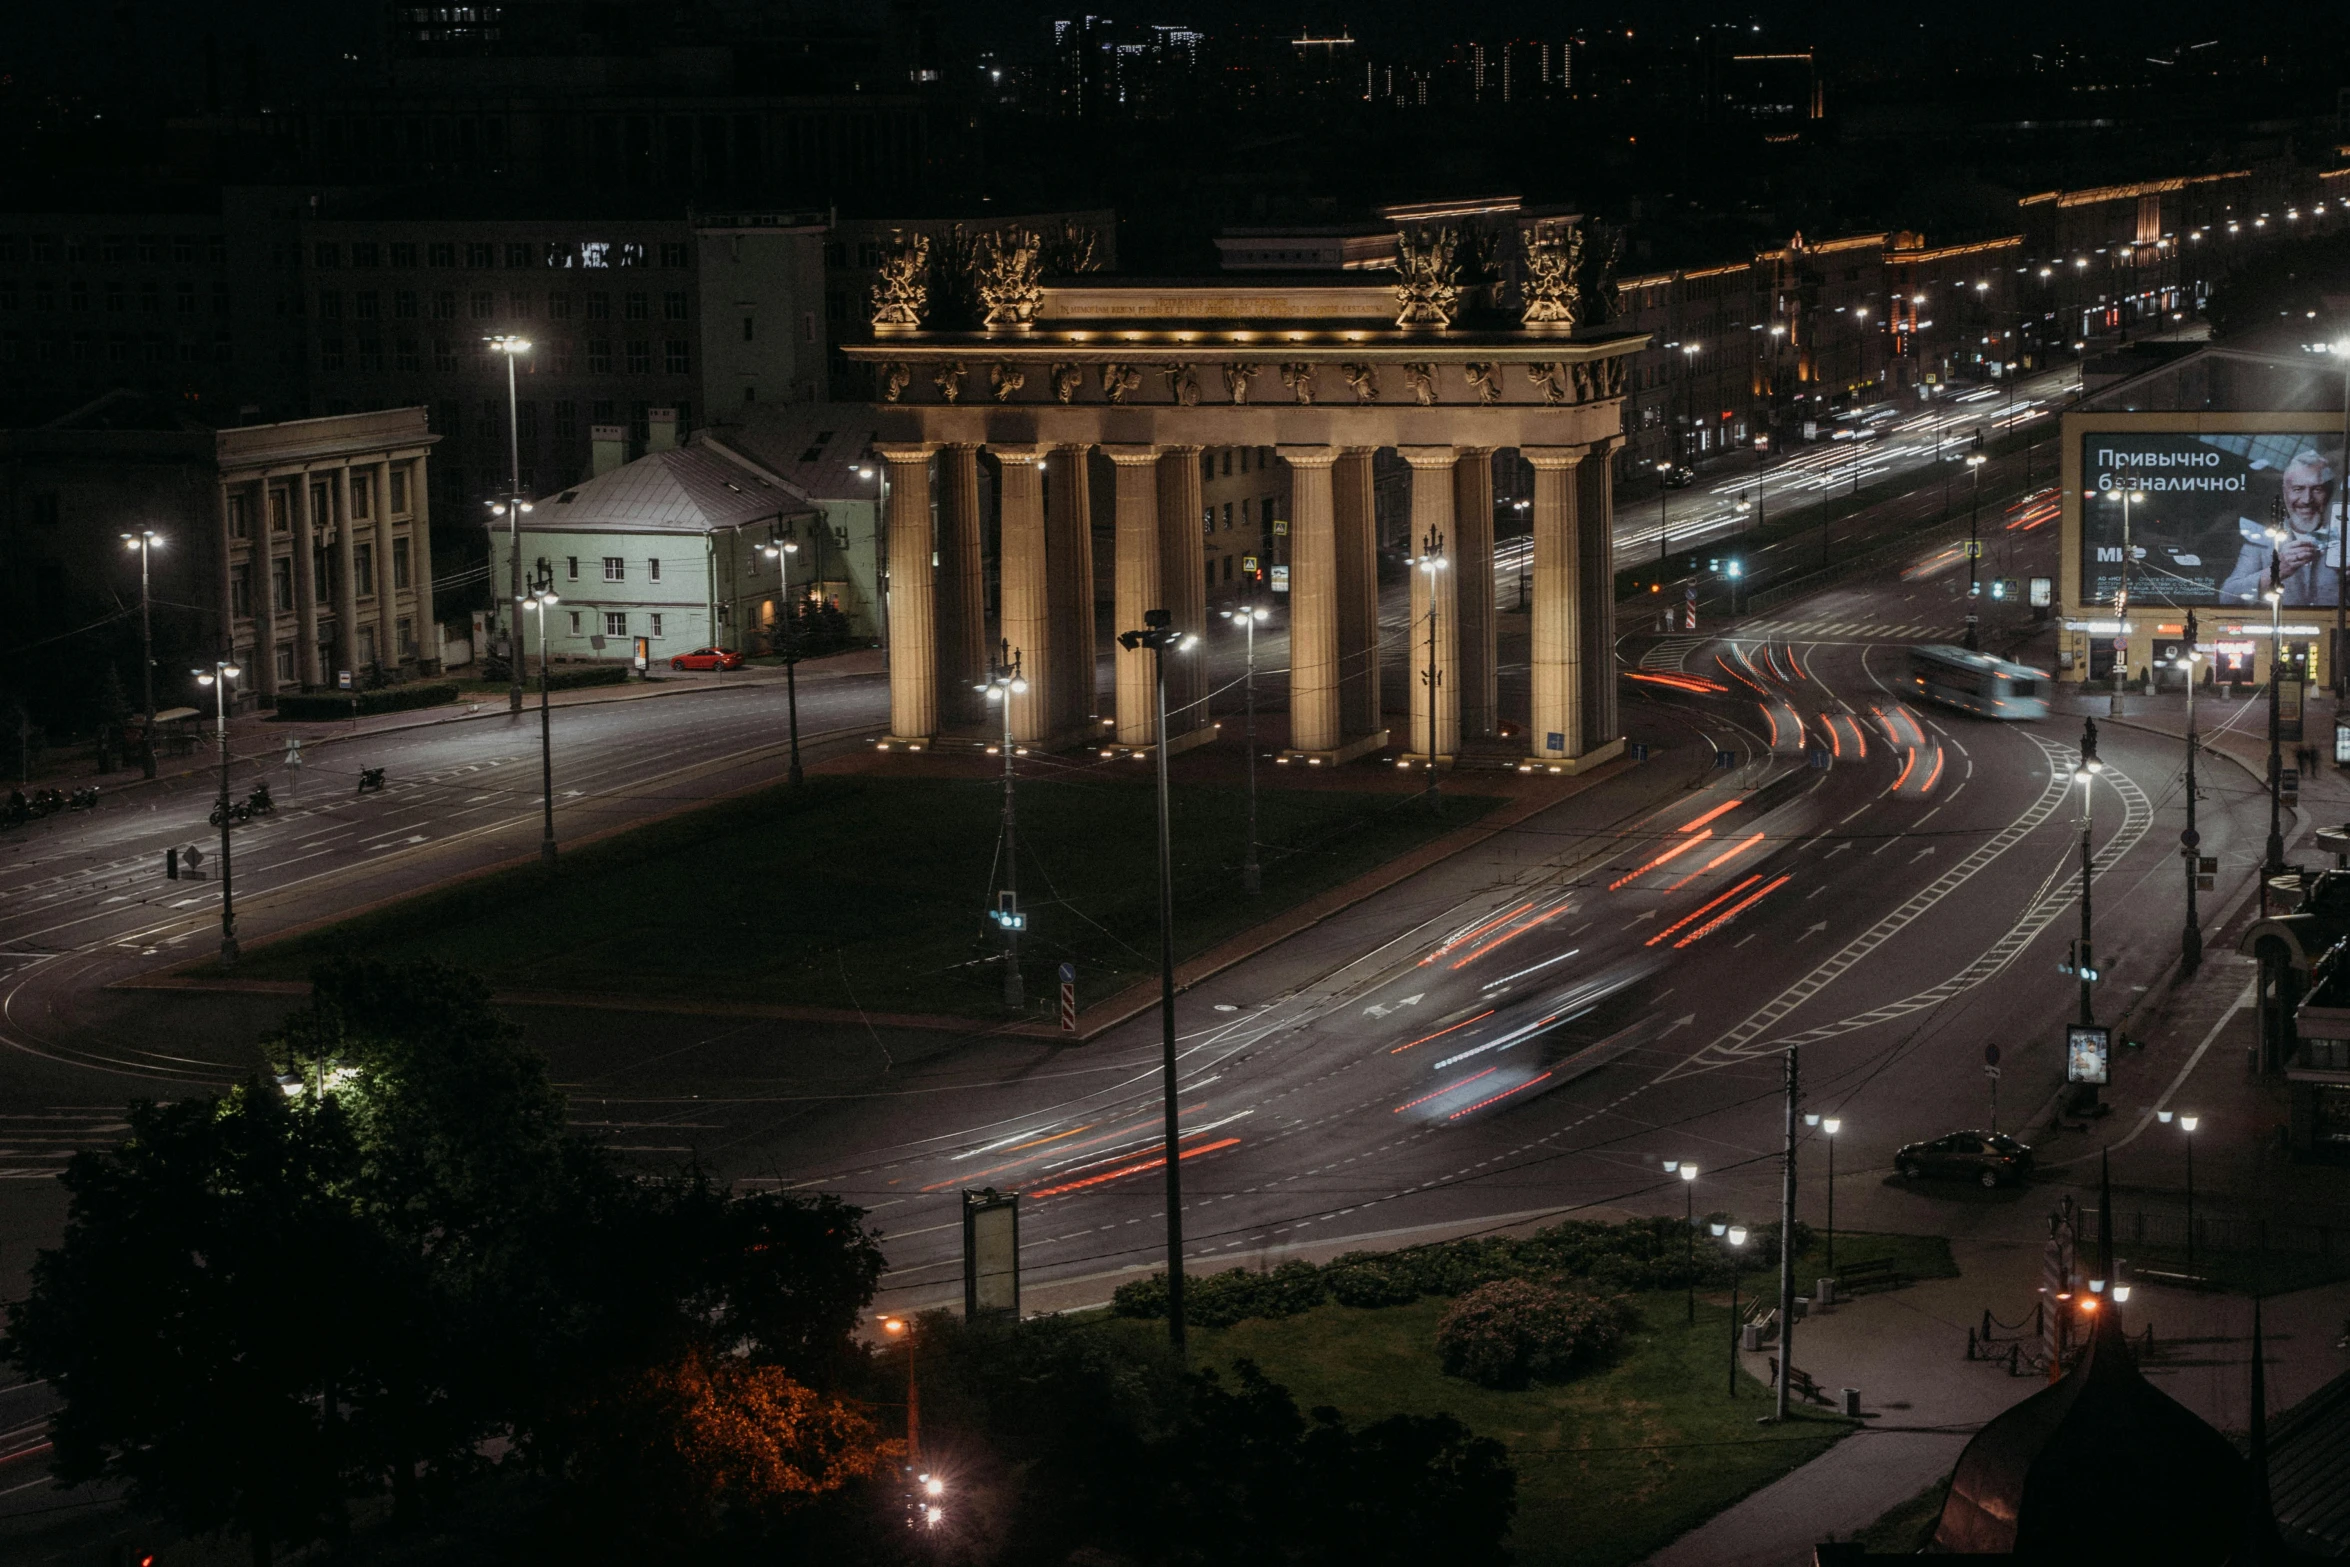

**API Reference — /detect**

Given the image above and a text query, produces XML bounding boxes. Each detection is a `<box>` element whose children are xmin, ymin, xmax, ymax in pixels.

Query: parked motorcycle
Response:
<box><xmin>67</xmin><ymin>787</ymin><xmax>99</xmax><ymax>812</ymax></box>
<box><xmin>357</xmin><ymin>767</ymin><xmax>386</xmax><ymax>794</ymax></box>
<box><xmin>208</xmin><ymin>798</ymin><xmax>253</xmax><ymax>828</ymax></box>
<box><xmin>27</xmin><ymin>788</ymin><xmax>64</xmax><ymax>818</ymax></box>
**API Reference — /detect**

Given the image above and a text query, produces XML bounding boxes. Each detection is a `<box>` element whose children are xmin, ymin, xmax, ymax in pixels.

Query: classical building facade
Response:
<box><xmin>844</xmin><ymin>263</ymin><xmax>1644</xmax><ymax>772</ymax></box>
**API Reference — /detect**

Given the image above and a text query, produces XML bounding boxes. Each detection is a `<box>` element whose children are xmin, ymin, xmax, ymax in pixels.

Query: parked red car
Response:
<box><xmin>669</xmin><ymin>646</ymin><xmax>746</xmax><ymax>672</ymax></box>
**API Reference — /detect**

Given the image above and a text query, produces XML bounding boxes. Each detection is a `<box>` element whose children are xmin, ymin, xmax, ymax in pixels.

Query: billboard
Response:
<box><xmin>2079</xmin><ymin>429</ymin><xmax>2346</xmax><ymax>610</ymax></box>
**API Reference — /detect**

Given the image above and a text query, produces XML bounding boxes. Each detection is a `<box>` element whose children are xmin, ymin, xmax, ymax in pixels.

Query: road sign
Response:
<box><xmin>2064</xmin><ymin>1025</ymin><xmax>2111</xmax><ymax>1085</ymax></box>
<box><xmin>1984</xmin><ymin>1065</ymin><xmax>2001</xmax><ymax>1079</ymax></box>
<box><xmin>1270</xmin><ymin>565</ymin><xmax>1290</xmax><ymax>593</ymax></box>
<box><xmin>1272</xmin><ymin>519</ymin><xmax>1288</xmax><ymax>536</ymax></box>
<box><xmin>1984</xmin><ymin>1042</ymin><xmax>2000</xmax><ymax>1067</ymax></box>
<box><xmin>1242</xmin><ymin>554</ymin><xmax>1259</xmax><ymax>573</ymax></box>
<box><xmin>1058</xmin><ymin>962</ymin><xmax>1077</xmax><ymax>1030</ymax></box>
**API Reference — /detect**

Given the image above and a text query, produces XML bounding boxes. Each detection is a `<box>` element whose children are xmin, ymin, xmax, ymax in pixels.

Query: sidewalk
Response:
<box><xmin>24</xmin><ymin>649</ymin><xmax>883</xmax><ymax>796</ymax></box>
<box><xmin>1645</xmin><ymin>1238</ymin><xmax>2350</xmax><ymax>1565</ymax></box>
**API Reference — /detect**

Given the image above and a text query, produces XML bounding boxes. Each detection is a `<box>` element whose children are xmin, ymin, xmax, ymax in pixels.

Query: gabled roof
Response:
<box><xmin>706</xmin><ymin>404</ymin><xmax>881</xmax><ymax>503</ymax></box>
<box><xmin>522</xmin><ymin>445</ymin><xmax>813</xmax><ymax>537</ymax></box>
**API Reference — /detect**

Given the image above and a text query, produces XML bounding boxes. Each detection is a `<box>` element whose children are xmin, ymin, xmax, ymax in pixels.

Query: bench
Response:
<box><xmin>1834</xmin><ymin>1256</ymin><xmax>1907</xmax><ymax>1295</ymax></box>
<box><xmin>1766</xmin><ymin>1357</ymin><xmax>1835</xmax><ymax>1406</ymax></box>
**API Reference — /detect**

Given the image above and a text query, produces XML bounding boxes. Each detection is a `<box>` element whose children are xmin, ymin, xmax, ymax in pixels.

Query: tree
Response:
<box><xmin>3</xmin><ymin>1084</ymin><xmax>382</xmax><ymax>1567</ymax></box>
<box><xmin>92</xmin><ymin>664</ymin><xmax>129</xmax><ymax>773</ymax></box>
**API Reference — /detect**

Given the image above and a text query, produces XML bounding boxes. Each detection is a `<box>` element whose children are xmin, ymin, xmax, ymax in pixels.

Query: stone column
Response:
<box><xmin>992</xmin><ymin>445</ymin><xmax>1050</xmax><ymax>741</ymax></box>
<box><xmin>214</xmin><ymin>480</ymin><xmax>238</xmax><ymax>677</ymax></box>
<box><xmin>1156</xmin><ymin>446</ymin><xmax>1207</xmax><ymax>737</ymax></box>
<box><xmin>291</xmin><ymin>469</ymin><xmax>322</xmax><ymax>689</ymax></box>
<box><xmin>936</xmin><ymin>442</ymin><xmax>986</xmax><ymax>728</ymax></box>
<box><xmin>878</xmin><ymin>443</ymin><xmax>939</xmax><ymax>744</ymax></box>
<box><xmin>1046</xmin><ymin>443</ymin><xmax>1097</xmax><ymax>737</ymax></box>
<box><xmin>364</xmin><ymin>461</ymin><xmax>391</xmax><ymax>670</ymax></box>
<box><xmin>1524</xmin><ymin>447</ymin><xmax>1582</xmax><ymax>761</ymax></box>
<box><xmin>245</xmin><ymin>481</ymin><xmax>278</xmax><ymax>702</ymax></box>
<box><xmin>1333</xmin><ymin>446</ymin><xmax>1381</xmax><ymax>740</ymax></box>
<box><xmin>1104</xmin><ymin>445</ymin><xmax>1163</xmax><ymax>746</ymax></box>
<box><xmin>332</xmin><ymin>465</ymin><xmax>360</xmax><ymax>682</ymax></box>
<box><xmin>1280</xmin><ymin>446</ymin><xmax>1342</xmax><ymax>754</ymax></box>
<box><xmin>1451</xmin><ymin>448</ymin><xmax>1498</xmax><ymax>743</ymax></box>
<box><xmin>1577</xmin><ymin>442</ymin><xmax>1622</xmax><ymax>752</ymax></box>
<box><xmin>1397</xmin><ymin>447</ymin><xmax>1461</xmax><ymax>761</ymax></box>
<box><xmin>410</xmin><ymin>457</ymin><xmax>441</xmax><ymax>673</ymax></box>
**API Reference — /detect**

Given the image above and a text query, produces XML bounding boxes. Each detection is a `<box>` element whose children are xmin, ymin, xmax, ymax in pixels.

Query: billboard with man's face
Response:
<box><xmin>2079</xmin><ymin>430</ymin><xmax>2346</xmax><ymax>610</ymax></box>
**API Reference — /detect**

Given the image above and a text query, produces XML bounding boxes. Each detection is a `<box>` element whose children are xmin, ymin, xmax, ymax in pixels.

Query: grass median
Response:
<box><xmin>1136</xmin><ymin>1289</ymin><xmax>1851</xmax><ymax>1567</ymax></box>
<box><xmin>218</xmin><ymin>774</ymin><xmax>1496</xmax><ymax>1020</ymax></box>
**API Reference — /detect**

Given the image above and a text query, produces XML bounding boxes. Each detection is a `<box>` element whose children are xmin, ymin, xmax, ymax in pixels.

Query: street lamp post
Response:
<box><xmin>1115</xmin><ymin>610</ymin><xmax>1199</xmax><ymax>1357</ymax></box>
<box><xmin>1714</xmin><ymin>1222</ymin><xmax>1749</xmax><ymax>1398</ymax></box>
<box><xmin>2181</xmin><ymin>609</ymin><xmax>2205</xmax><ymax>973</ymax></box>
<box><xmin>2330</xmin><ymin>341</ymin><xmax>2350</xmax><ymax>702</ymax></box>
<box><xmin>879</xmin><ymin>1315</ymin><xmax>919</xmax><ymax>1468</ymax></box>
<box><xmin>1753</xmin><ymin>433</ymin><xmax>1770</xmax><ymax>542</ymax></box>
<box><xmin>194</xmin><ymin>658</ymin><xmax>241</xmax><ymax>964</ymax></box>
<box><xmin>486</xmin><ymin>334</ymin><xmax>532</xmax><ymax>714</ymax></box>
<box><xmin>1964</xmin><ymin>434</ymin><xmax>1987</xmax><ymax>649</ymax></box>
<box><xmin>979</xmin><ymin>641</ymin><xmax>1030</xmax><ymax>1008</ymax></box>
<box><xmin>2076</xmin><ymin>718</ymin><xmax>2103</xmax><ymax>1027</ymax></box>
<box><xmin>1221</xmin><ymin>605</ymin><xmax>1269</xmax><ymax>895</ymax></box>
<box><xmin>1655</xmin><ymin>461</ymin><xmax>1673</xmax><ymax>564</ymax></box>
<box><xmin>760</xmin><ymin>533</ymin><xmax>806</xmax><ymax>785</ymax></box>
<box><xmin>122</xmin><ymin>530</ymin><xmax>163</xmax><ymax>778</ymax></box>
<box><xmin>1666</xmin><ymin>1160</ymin><xmax>1699</xmax><ymax>1324</ymax></box>
<box><xmin>1413</xmin><ymin>529</ymin><xmax>1446</xmax><ymax>811</ymax></box>
<box><xmin>518</xmin><ymin>562</ymin><xmax>558</xmax><ymax>865</ymax></box>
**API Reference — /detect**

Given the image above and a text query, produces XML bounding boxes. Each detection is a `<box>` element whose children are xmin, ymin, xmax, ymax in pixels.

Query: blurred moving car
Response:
<box><xmin>1894</xmin><ymin>1130</ymin><xmax>2033</xmax><ymax>1189</ymax></box>
<box><xmin>668</xmin><ymin>647</ymin><xmax>746</xmax><ymax>672</ymax></box>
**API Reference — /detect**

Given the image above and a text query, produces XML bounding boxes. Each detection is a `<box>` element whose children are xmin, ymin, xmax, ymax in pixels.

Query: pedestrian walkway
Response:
<box><xmin>1730</xmin><ymin>619</ymin><xmax>1956</xmax><ymax>643</ymax></box>
<box><xmin>1645</xmin><ymin>1238</ymin><xmax>2350</xmax><ymax>1566</ymax></box>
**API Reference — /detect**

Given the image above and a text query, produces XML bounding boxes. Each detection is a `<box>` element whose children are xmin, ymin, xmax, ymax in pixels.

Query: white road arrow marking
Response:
<box><xmin>1911</xmin><ymin>846</ymin><xmax>1936</xmax><ymax>862</ymax></box>
<box><xmin>1396</xmin><ymin>993</ymin><xmax>1425</xmax><ymax>1008</ymax></box>
<box><xmin>1799</xmin><ymin>922</ymin><xmax>1827</xmax><ymax>940</ymax></box>
<box><xmin>1362</xmin><ymin>1003</ymin><xmax>1391</xmax><ymax>1018</ymax></box>
<box><xmin>1657</xmin><ymin>1014</ymin><xmax>1698</xmax><ymax>1038</ymax></box>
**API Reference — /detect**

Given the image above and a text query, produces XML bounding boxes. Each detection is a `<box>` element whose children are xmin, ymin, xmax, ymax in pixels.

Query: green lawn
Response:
<box><xmin>219</xmin><ymin>775</ymin><xmax>1492</xmax><ymax>1020</ymax></box>
<box><xmin>1130</xmin><ymin>1289</ymin><xmax>1852</xmax><ymax>1567</ymax></box>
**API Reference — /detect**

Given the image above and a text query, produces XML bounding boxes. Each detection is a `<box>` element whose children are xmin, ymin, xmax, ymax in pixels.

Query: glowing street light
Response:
<box><xmin>977</xmin><ymin>641</ymin><xmax>1030</xmax><ymax>1007</ymax></box>
<box><xmin>516</xmin><ymin>562</ymin><xmax>559</xmax><ymax>865</ymax></box>
<box><xmin>760</xmin><ymin>533</ymin><xmax>807</xmax><ymax>785</ymax></box>
<box><xmin>485</xmin><ymin>333</ymin><xmax>533</xmax><ymax>713</ymax></box>
<box><xmin>1666</xmin><ymin>1159</ymin><xmax>1700</xmax><ymax>1323</ymax></box>
<box><xmin>192</xmin><ymin>658</ymin><xmax>242</xmax><ymax>963</ymax></box>
<box><xmin>121</xmin><ymin>529</ymin><xmax>165</xmax><ymax>777</ymax></box>
<box><xmin>1221</xmin><ymin>604</ymin><xmax>1272</xmax><ymax>894</ymax></box>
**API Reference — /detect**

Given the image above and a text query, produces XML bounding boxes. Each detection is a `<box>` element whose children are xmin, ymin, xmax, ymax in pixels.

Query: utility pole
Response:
<box><xmin>1774</xmin><ymin>1045</ymin><xmax>1798</xmax><ymax>1424</ymax></box>
<box><xmin>486</xmin><ymin>334</ymin><xmax>532</xmax><ymax>714</ymax></box>
<box><xmin>2265</xmin><ymin>501</ymin><xmax>2288</xmax><ymax>893</ymax></box>
<box><xmin>1417</xmin><ymin>528</ymin><xmax>1446</xmax><ymax>812</ymax></box>
<box><xmin>2181</xmin><ymin>609</ymin><xmax>2203</xmax><ymax>974</ymax></box>
<box><xmin>123</xmin><ymin>530</ymin><xmax>162</xmax><ymax>778</ymax></box>
<box><xmin>1654</xmin><ymin>462</ymin><xmax>1672</xmax><ymax>564</ymax></box>
<box><xmin>1963</xmin><ymin>432</ymin><xmax>1986</xmax><ymax>650</ymax></box>
<box><xmin>1223</xmin><ymin>604</ymin><xmax>1268</xmax><ymax>895</ymax></box>
<box><xmin>525</xmin><ymin>561</ymin><xmax>558</xmax><ymax>866</ymax></box>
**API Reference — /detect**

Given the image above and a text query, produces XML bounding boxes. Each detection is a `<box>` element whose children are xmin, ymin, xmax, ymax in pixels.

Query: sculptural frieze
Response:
<box><xmin>869</xmin><ymin>232</ymin><xmax>931</xmax><ymax>331</ymax></box>
<box><xmin>879</xmin><ymin>362</ymin><xmax>912</xmax><ymax>403</ymax></box>
<box><xmin>1280</xmin><ymin>363</ymin><xmax>1317</xmax><ymax>405</ymax></box>
<box><xmin>1526</xmin><ymin>363</ymin><xmax>1569</xmax><ymax>407</ymax></box>
<box><xmin>1162</xmin><ymin>364</ymin><xmax>1201</xmax><ymax>406</ymax></box>
<box><xmin>1342</xmin><ymin>363</ymin><xmax>1378</xmax><ymax>404</ymax></box>
<box><xmin>1051</xmin><ymin>363</ymin><xmax>1083</xmax><ymax>405</ymax></box>
<box><xmin>1221</xmin><ymin>363</ymin><xmax>1258</xmax><ymax>404</ymax></box>
<box><xmin>1463</xmin><ymin>362</ymin><xmax>1501</xmax><ymax>406</ymax></box>
<box><xmin>1101</xmin><ymin>362</ymin><xmax>1143</xmax><ymax>404</ymax></box>
<box><xmin>990</xmin><ymin>362</ymin><xmax>1027</xmax><ymax>402</ymax></box>
<box><xmin>933</xmin><ymin>361</ymin><xmax>967</xmax><ymax>404</ymax></box>
<box><xmin>1403</xmin><ymin>364</ymin><xmax>1437</xmax><ymax>406</ymax></box>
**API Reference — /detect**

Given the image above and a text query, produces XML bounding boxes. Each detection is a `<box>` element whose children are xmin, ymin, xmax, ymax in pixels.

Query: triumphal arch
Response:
<box><xmin>841</xmin><ymin>228</ymin><xmax>1646</xmax><ymax>773</ymax></box>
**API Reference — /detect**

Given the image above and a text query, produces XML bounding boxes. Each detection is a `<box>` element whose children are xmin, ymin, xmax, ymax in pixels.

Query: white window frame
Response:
<box><xmin>647</xmin><ymin>556</ymin><xmax>662</xmax><ymax>582</ymax></box>
<box><xmin>649</xmin><ymin>612</ymin><xmax>664</xmax><ymax>638</ymax></box>
<box><xmin>602</xmin><ymin>555</ymin><xmax>624</xmax><ymax>582</ymax></box>
<box><xmin>604</xmin><ymin>610</ymin><xmax>628</xmax><ymax>637</ymax></box>
<box><xmin>567</xmin><ymin>610</ymin><xmax>581</xmax><ymax>634</ymax></box>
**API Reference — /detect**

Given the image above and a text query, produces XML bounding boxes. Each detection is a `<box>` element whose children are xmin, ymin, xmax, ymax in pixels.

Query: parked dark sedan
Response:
<box><xmin>1894</xmin><ymin>1130</ymin><xmax>2033</xmax><ymax>1189</ymax></box>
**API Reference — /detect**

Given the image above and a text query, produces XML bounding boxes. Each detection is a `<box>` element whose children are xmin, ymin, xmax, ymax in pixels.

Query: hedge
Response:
<box><xmin>273</xmin><ymin>682</ymin><xmax>460</xmax><ymax>722</ymax></box>
<box><xmin>1111</xmin><ymin>1215</ymin><xmax>1812</xmax><ymax>1328</ymax></box>
<box><xmin>537</xmin><ymin>664</ymin><xmax>631</xmax><ymax>693</ymax></box>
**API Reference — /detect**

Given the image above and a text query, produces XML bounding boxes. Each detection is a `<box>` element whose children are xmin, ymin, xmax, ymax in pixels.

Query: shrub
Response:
<box><xmin>1118</xmin><ymin>1263</ymin><xmax>1327</xmax><ymax>1328</ymax></box>
<box><xmin>540</xmin><ymin>664</ymin><xmax>631</xmax><ymax>692</ymax></box>
<box><xmin>1434</xmin><ymin>1278</ymin><xmax>1637</xmax><ymax>1390</ymax></box>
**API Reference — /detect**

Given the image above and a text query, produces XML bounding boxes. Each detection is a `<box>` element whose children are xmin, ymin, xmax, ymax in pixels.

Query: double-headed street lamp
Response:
<box><xmin>2100</xmin><ymin>484</ymin><xmax>2145</xmax><ymax>715</ymax></box>
<box><xmin>518</xmin><ymin>561</ymin><xmax>559</xmax><ymax>865</ymax></box>
<box><xmin>760</xmin><ymin>531</ymin><xmax>806</xmax><ymax>786</ymax></box>
<box><xmin>1221</xmin><ymin>604</ymin><xmax>1270</xmax><ymax>895</ymax></box>
<box><xmin>2181</xmin><ymin>609</ymin><xmax>2206</xmax><ymax>974</ymax></box>
<box><xmin>1654</xmin><ymin>460</ymin><xmax>1674</xmax><ymax>563</ymax></box>
<box><xmin>1712</xmin><ymin>1221</ymin><xmax>1750</xmax><ymax>1398</ymax></box>
<box><xmin>1115</xmin><ymin>609</ymin><xmax>1199</xmax><ymax>1357</ymax></box>
<box><xmin>193</xmin><ymin>658</ymin><xmax>241</xmax><ymax>964</ymax></box>
<box><xmin>2156</xmin><ymin>1110</ymin><xmax>2202</xmax><ymax>1276</ymax></box>
<box><xmin>2073</xmin><ymin>718</ymin><xmax>2104</xmax><ymax>1029</ymax></box>
<box><xmin>2263</xmin><ymin>509</ymin><xmax>2291</xmax><ymax>893</ymax></box>
<box><xmin>1664</xmin><ymin>1160</ymin><xmax>1699</xmax><ymax>1324</ymax></box>
<box><xmin>1806</xmin><ymin>1114</ymin><xmax>1843</xmax><ymax>1274</ymax></box>
<box><xmin>978</xmin><ymin>641</ymin><xmax>1029</xmax><ymax>1008</ymax></box>
<box><xmin>485</xmin><ymin>334</ymin><xmax>532</xmax><ymax>714</ymax></box>
<box><xmin>1963</xmin><ymin>432</ymin><xmax>1988</xmax><ymax>649</ymax></box>
<box><xmin>122</xmin><ymin>529</ymin><xmax>164</xmax><ymax>778</ymax></box>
